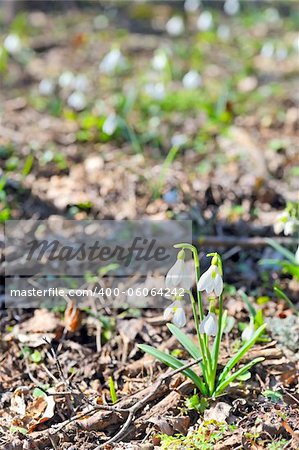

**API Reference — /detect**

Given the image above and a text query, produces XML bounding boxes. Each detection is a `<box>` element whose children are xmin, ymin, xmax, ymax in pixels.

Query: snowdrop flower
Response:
<box><xmin>199</xmin><ymin>312</ymin><xmax>218</xmax><ymax>336</ymax></box>
<box><xmin>284</xmin><ymin>219</ymin><xmax>296</xmax><ymax>236</ymax></box>
<box><xmin>102</xmin><ymin>113</ymin><xmax>118</xmax><ymax>135</ymax></box>
<box><xmin>144</xmin><ymin>82</ymin><xmax>165</xmax><ymax>100</ymax></box>
<box><xmin>224</xmin><ymin>0</ymin><xmax>240</xmax><ymax>16</ymax></box>
<box><xmin>165</xmin><ymin>250</ymin><xmax>193</xmax><ymax>290</ymax></box>
<box><xmin>164</xmin><ymin>300</ymin><xmax>186</xmax><ymax>328</ymax></box>
<box><xmin>67</xmin><ymin>91</ymin><xmax>87</xmax><ymax>111</ymax></box>
<box><xmin>260</xmin><ymin>42</ymin><xmax>274</xmax><ymax>58</ymax></box>
<box><xmin>295</xmin><ymin>246</ymin><xmax>299</xmax><ymax>264</ymax></box>
<box><xmin>171</xmin><ymin>134</ymin><xmax>188</xmax><ymax>148</ymax></box>
<box><xmin>59</xmin><ymin>71</ymin><xmax>75</xmax><ymax>89</ymax></box>
<box><xmin>38</xmin><ymin>79</ymin><xmax>55</xmax><ymax>96</ymax></box>
<box><xmin>182</xmin><ymin>70</ymin><xmax>202</xmax><ymax>90</ymax></box>
<box><xmin>197</xmin><ymin>258</ymin><xmax>223</xmax><ymax>297</ymax></box>
<box><xmin>4</xmin><ymin>34</ymin><xmax>22</xmax><ymax>54</ymax></box>
<box><xmin>275</xmin><ymin>47</ymin><xmax>288</xmax><ymax>61</ymax></box>
<box><xmin>166</xmin><ymin>16</ymin><xmax>185</xmax><ymax>36</ymax></box>
<box><xmin>152</xmin><ymin>50</ymin><xmax>168</xmax><ymax>71</ymax></box>
<box><xmin>99</xmin><ymin>48</ymin><xmax>126</xmax><ymax>74</ymax></box>
<box><xmin>184</xmin><ymin>0</ymin><xmax>201</xmax><ymax>13</ymax></box>
<box><xmin>197</xmin><ymin>11</ymin><xmax>213</xmax><ymax>31</ymax></box>
<box><xmin>74</xmin><ymin>74</ymin><xmax>89</xmax><ymax>92</ymax></box>
<box><xmin>274</xmin><ymin>211</ymin><xmax>296</xmax><ymax>236</ymax></box>
<box><xmin>217</xmin><ymin>25</ymin><xmax>231</xmax><ymax>41</ymax></box>
<box><xmin>241</xmin><ymin>319</ymin><xmax>255</xmax><ymax>342</ymax></box>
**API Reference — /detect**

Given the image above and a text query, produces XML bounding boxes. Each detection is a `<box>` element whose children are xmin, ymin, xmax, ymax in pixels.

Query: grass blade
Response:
<box><xmin>138</xmin><ymin>344</ymin><xmax>207</xmax><ymax>395</ymax></box>
<box><xmin>167</xmin><ymin>323</ymin><xmax>201</xmax><ymax>359</ymax></box>
<box><xmin>214</xmin><ymin>357</ymin><xmax>264</xmax><ymax>397</ymax></box>
<box><xmin>265</xmin><ymin>238</ymin><xmax>297</xmax><ymax>264</ymax></box>
<box><xmin>217</xmin><ymin>324</ymin><xmax>266</xmax><ymax>384</ymax></box>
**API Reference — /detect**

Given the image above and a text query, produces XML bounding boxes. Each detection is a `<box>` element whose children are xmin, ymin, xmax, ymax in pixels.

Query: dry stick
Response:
<box><xmin>194</xmin><ymin>236</ymin><xmax>297</xmax><ymax>248</ymax></box>
<box><xmin>94</xmin><ymin>357</ymin><xmax>202</xmax><ymax>449</ymax></box>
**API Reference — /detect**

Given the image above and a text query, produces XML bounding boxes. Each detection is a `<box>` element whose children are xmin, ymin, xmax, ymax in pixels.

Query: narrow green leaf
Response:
<box><xmin>138</xmin><ymin>344</ymin><xmax>207</xmax><ymax>395</ymax></box>
<box><xmin>239</xmin><ymin>290</ymin><xmax>256</xmax><ymax>318</ymax></box>
<box><xmin>214</xmin><ymin>357</ymin><xmax>264</xmax><ymax>397</ymax></box>
<box><xmin>274</xmin><ymin>286</ymin><xmax>298</xmax><ymax>314</ymax></box>
<box><xmin>218</xmin><ymin>324</ymin><xmax>267</xmax><ymax>384</ymax></box>
<box><xmin>109</xmin><ymin>376</ymin><xmax>118</xmax><ymax>404</ymax></box>
<box><xmin>266</xmin><ymin>238</ymin><xmax>297</xmax><ymax>264</ymax></box>
<box><xmin>167</xmin><ymin>324</ymin><xmax>201</xmax><ymax>359</ymax></box>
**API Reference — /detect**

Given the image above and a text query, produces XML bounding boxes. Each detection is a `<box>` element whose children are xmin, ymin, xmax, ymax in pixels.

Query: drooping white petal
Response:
<box><xmin>284</xmin><ymin>220</ymin><xmax>295</xmax><ymax>236</ymax></box>
<box><xmin>180</xmin><ymin>262</ymin><xmax>194</xmax><ymax>290</ymax></box>
<box><xmin>204</xmin><ymin>313</ymin><xmax>218</xmax><ymax>336</ymax></box>
<box><xmin>241</xmin><ymin>321</ymin><xmax>255</xmax><ymax>341</ymax></box>
<box><xmin>199</xmin><ymin>314</ymin><xmax>208</xmax><ymax>334</ymax></box>
<box><xmin>295</xmin><ymin>246</ymin><xmax>299</xmax><ymax>264</ymax></box>
<box><xmin>197</xmin><ymin>267</ymin><xmax>212</xmax><ymax>291</ymax></box>
<box><xmin>103</xmin><ymin>114</ymin><xmax>118</xmax><ymax>135</ymax></box>
<box><xmin>163</xmin><ymin>302</ymin><xmax>176</xmax><ymax>321</ymax></box>
<box><xmin>214</xmin><ymin>272</ymin><xmax>223</xmax><ymax>297</ymax></box>
<box><xmin>173</xmin><ymin>307</ymin><xmax>186</xmax><ymax>328</ymax></box>
<box><xmin>165</xmin><ymin>259</ymin><xmax>184</xmax><ymax>288</ymax></box>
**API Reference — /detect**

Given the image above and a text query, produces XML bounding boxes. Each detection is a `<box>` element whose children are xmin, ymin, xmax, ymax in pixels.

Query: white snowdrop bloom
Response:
<box><xmin>197</xmin><ymin>264</ymin><xmax>223</xmax><ymax>297</ymax></box>
<box><xmin>199</xmin><ymin>312</ymin><xmax>218</xmax><ymax>336</ymax></box>
<box><xmin>182</xmin><ymin>70</ymin><xmax>202</xmax><ymax>90</ymax></box>
<box><xmin>152</xmin><ymin>50</ymin><xmax>168</xmax><ymax>71</ymax></box>
<box><xmin>166</xmin><ymin>16</ymin><xmax>185</xmax><ymax>36</ymax></box>
<box><xmin>273</xmin><ymin>211</ymin><xmax>288</xmax><ymax>234</ymax></box>
<box><xmin>94</xmin><ymin>14</ymin><xmax>109</xmax><ymax>30</ymax></box>
<box><xmin>38</xmin><ymin>79</ymin><xmax>55</xmax><ymax>96</ymax></box>
<box><xmin>171</xmin><ymin>134</ymin><xmax>188</xmax><ymax>148</ymax></box>
<box><xmin>197</xmin><ymin>11</ymin><xmax>213</xmax><ymax>31</ymax></box>
<box><xmin>217</xmin><ymin>25</ymin><xmax>231</xmax><ymax>41</ymax></box>
<box><xmin>165</xmin><ymin>254</ymin><xmax>193</xmax><ymax>290</ymax></box>
<box><xmin>144</xmin><ymin>82</ymin><xmax>165</xmax><ymax>100</ymax></box>
<box><xmin>284</xmin><ymin>219</ymin><xmax>296</xmax><ymax>236</ymax></box>
<box><xmin>260</xmin><ymin>42</ymin><xmax>274</xmax><ymax>58</ymax></box>
<box><xmin>3</xmin><ymin>34</ymin><xmax>22</xmax><ymax>54</ymax></box>
<box><xmin>184</xmin><ymin>0</ymin><xmax>201</xmax><ymax>13</ymax></box>
<box><xmin>59</xmin><ymin>71</ymin><xmax>75</xmax><ymax>89</ymax></box>
<box><xmin>275</xmin><ymin>47</ymin><xmax>288</xmax><ymax>61</ymax></box>
<box><xmin>74</xmin><ymin>74</ymin><xmax>89</xmax><ymax>92</ymax></box>
<box><xmin>295</xmin><ymin>246</ymin><xmax>299</xmax><ymax>264</ymax></box>
<box><xmin>67</xmin><ymin>91</ymin><xmax>87</xmax><ymax>111</ymax></box>
<box><xmin>99</xmin><ymin>48</ymin><xmax>126</xmax><ymax>74</ymax></box>
<box><xmin>241</xmin><ymin>320</ymin><xmax>255</xmax><ymax>342</ymax></box>
<box><xmin>102</xmin><ymin>114</ymin><xmax>118</xmax><ymax>135</ymax></box>
<box><xmin>164</xmin><ymin>300</ymin><xmax>186</xmax><ymax>328</ymax></box>
<box><xmin>224</xmin><ymin>0</ymin><xmax>240</xmax><ymax>16</ymax></box>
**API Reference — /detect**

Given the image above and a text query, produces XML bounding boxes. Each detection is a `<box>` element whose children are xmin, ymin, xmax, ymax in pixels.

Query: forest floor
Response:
<box><xmin>0</xmin><ymin>2</ymin><xmax>298</xmax><ymax>449</ymax></box>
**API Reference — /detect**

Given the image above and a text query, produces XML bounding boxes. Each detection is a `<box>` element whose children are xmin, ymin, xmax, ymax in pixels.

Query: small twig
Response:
<box><xmin>195</xmin><ymin>235</ymin><xmax>297</xmax><ymax>248</ymax></box>
<box><xmin>94</xmin><ymin>358</ymin><xmax>202</xmax><ymax>449</ymax></box>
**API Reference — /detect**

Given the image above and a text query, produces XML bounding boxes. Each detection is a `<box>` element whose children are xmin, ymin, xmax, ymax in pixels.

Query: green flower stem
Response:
<box><xmin>211</xmin><ymin>293</ymin><xmax>223</xmax><ymax>393</ymax></box>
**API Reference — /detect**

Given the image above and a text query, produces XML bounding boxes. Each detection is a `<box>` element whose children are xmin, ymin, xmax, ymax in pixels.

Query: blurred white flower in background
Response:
<box><xmin>59</xmin><ymin>71</ymin><xmax>75</xmax><ymax>89</ymax></box>
<box><xmin>171</xmin><ymin>134</ymin><xmax>188</xmax><ymax>148</ymax></box>
<box><xmin>199</xmin><ymin>312</ymin><xmax>218</xmax><ymax>336</ymax></box>
<box><xmin>197</xmin><ymin>11</ymin><xmax>213</xmax><ymax>31</ymax></box>
<box><xmin>275</xmin><ymin>47</ymin><xmax>288</xmax><ymax>61</ymax></box>
<box><xmin>74</xmin><ymin>74</ymin><xmax>89</xmax><ymax>92</ymax></box>
<box><xmin>260</xmin><ymin>42</ymin><xmax>274</xmax><ymax>58</ymax></box>
<box><xmin>152</xmin><ymin>49</ymin><xmax>168</xmax><ymax>71</ymax></box>
<box><xmin>38</xmin><ymin>79</ymin><xmax>55</xmax><ymax>96</ymax></box>
<box><xmin>295</xmin><ymin>246</ymin><xmax>299</xmax><ymax>264</ymax></box>
<box><xmin>67</xmin><ymin>91</ymin><xmax>87</xmax><ymax>111</ymax></box>
<box><xmin>166</xmin><ymin>16</ymin><xmax>185</xmax><ymax>36</ymax></box>
<box><xmin>241</xmin><ymin>319</ymin><xmax>255</xmax><ymax>342</ymax></box>
<box><xmin>94</xmin><ymin>14</ymin><xmax>109</xmax><ymax>30</ymax></box>
<box><xmin>99</xmin><ymin>48</ymin><xmax>126</xmax><ymax>74</ymax></box>
<box><xmin>265</xmin><ymin>7</ymin><xmax>280</xmax><ymax>24</ymax></box>
<box><xmin>217</xmin><ymin>24</ymin><xmax>231</xmax><ymax>41</ymax></box>
<box><xmin>144</xmin><ymin>82</ymin><xmax>165</xmax><ymax>100</ymax></box>
<box><xmin>102</xmin><ymin>113</ymin><xmax>118</xmax><ymax>135</ymax></box>
<box><xmin>224</xmin><ymin>0</ymin><xmax>240</xmax><ymax>16</ymax></box>
<box><xmin>3</xmin><ymin>34</ymin><xmax>22</xmax><ymax>54</ymax></box>
<box><xmin>274</xmin><ymin>211</ymin><xmax>297</xmax><ymax>236</ymax></box>
<box><xmin>164</xmin><ymin>300</ymin><xmax>186</xmax><ymax>328</ymax></box>
<box><xmin>184</xmin><ymin>0</ymin><xmax>201</xmax><ymax>13</ymax></box>
<box><xmin>182</xmin><ymin>70</ymin><xmax>202</xmax><ymax>89</ymax></box>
